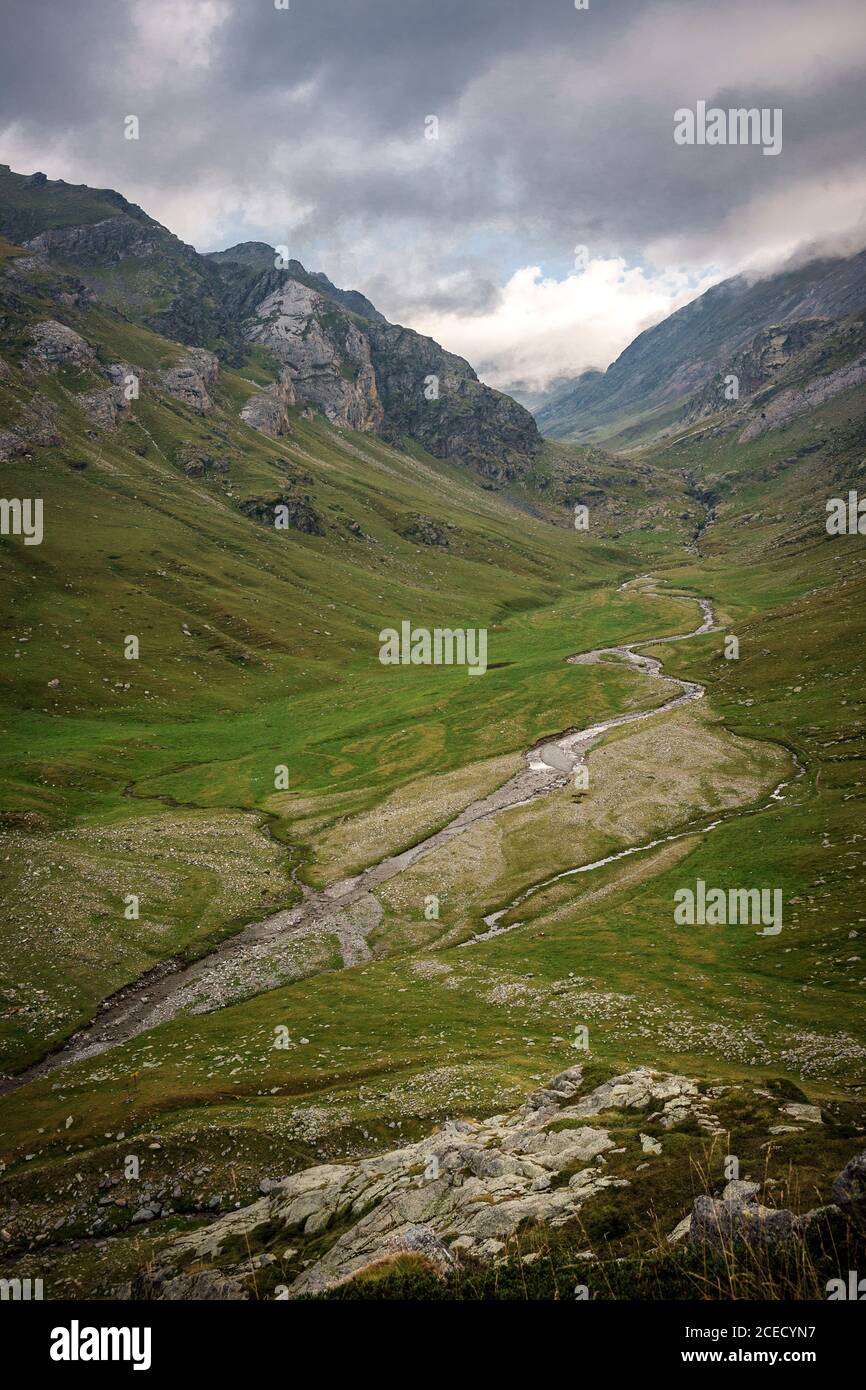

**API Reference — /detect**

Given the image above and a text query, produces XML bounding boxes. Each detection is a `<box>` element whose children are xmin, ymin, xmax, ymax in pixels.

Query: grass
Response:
<box><xmin>0</xmin><ymin>246</ymin><xmax>865</xmax><ymax>1300</ymax></box>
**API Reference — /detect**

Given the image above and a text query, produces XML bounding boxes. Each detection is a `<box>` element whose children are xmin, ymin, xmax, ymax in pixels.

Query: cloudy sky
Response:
<box><xmin>2</xmin><ymin>0</ymin><xmax>865</xmax><ymax>393</ymax></box>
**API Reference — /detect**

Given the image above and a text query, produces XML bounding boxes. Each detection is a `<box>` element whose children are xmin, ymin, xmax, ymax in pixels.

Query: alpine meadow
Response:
<box><xmin>1</xmin><ymin>0</ymin><xmax>866</xmax><ymax>1351</ymax></box>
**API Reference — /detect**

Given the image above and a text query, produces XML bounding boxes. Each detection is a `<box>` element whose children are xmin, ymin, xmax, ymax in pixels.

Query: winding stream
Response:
<box><xmin>0</xmin><ymin>581</ymin><xmax>798</xmax><ymax>1094</ymax></box>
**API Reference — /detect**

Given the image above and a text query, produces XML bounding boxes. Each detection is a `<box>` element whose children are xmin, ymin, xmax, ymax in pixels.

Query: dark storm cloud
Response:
<box><xmin>1</xmin><ymin>0</ymin><xmax>865</xmax><ymax>378</ymax></box>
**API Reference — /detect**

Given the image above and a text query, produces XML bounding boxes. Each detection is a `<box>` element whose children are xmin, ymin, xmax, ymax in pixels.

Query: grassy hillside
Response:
<box><xmin>1</xmin><ymin>219</ymin><xmax>865</xmax><ymax>1301</ymax></box>
<box><xmin>536</xmin><ymin>249</ymin><xmax>866</xmax><ymax>446</ymax></box>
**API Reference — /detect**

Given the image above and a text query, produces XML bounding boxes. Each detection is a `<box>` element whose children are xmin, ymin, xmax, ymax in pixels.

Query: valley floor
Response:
<box><xmin>2</xmin><ymin>528</ymin><xmax>866</xmax><ymax>1297</ymax></box>
<box><xmin>2</xmin><ymin>359</ymin><xmax>866</xmax><ymax>1299</ymax></box>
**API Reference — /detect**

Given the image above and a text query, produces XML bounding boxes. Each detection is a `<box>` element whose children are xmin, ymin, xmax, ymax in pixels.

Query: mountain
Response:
<box><xmin>536</xmin><ymin>248</ymin><xmax>866</xmax><ymax>446</ymax></box>
<box><xmin>2</xmin><ymin>161</ymin><xmax>866</xmax><ymax>1308</ymax></box>
<box><xmin>0</xmin><ymin>164</ymin><xmax>541</xmax><ymax>482</ymax></box>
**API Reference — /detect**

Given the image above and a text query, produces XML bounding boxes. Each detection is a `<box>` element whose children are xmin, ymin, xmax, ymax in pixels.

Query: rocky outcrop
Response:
<box><xmin>685</xmin><ymin>1159</ymin><xmax>866</xmax><ymax>1252</ymax></box>
<box><xmin>144</xmin><ymin>1066</ymin><xmax>714</xmax><ymax>1299</ymax></box>
<box><xmin>689</xmin><ymin>1186</ymin><xmax>807</xmax><ymax>1248</ymax></box>
<box><xmin>682</xmin><ymin>320</ymin><xmax>832</xmax><ymax>426</ymax></box>
<box><xmin>211</xmin><ymin>246</ymin><xmax>541</xmax><ymax>477</ymax></box>
<box><xmin>28</xmin><ymin>319</ymin><xmax>95</xmax><ymax>369</ymax></box>
<box><xmin>366</xmin><ymin>320</ymin><xmax>541</xmax><ymax>482</ymax></box>
<box><xmin>174</xmin><ymin>443</ymin><xmax>232</xmax><ymax>478</ymax></box>
<box><xmin>739</xmin><ymin>353</ymin><xmax>866</xmax><ymax>441</ymax></box>
<box><xmin>245</xmin><ymin>272</ymin><xmax>544</xmax><ymax>480</ymax></box>
<box><xmin>832</xmin><ymin>1150</ymin><xmax>866</xmax><ymax>1226</ymax></box>
<box><xmin>159</xmin><ymin>349</ymin><xmax>219</xmax><ymax>414</ymax></box>
<box><xmin>78</xmin><ymin>387</ymin><xmax>126</xmax><ymax>430</ymax></box>
<box><xmin>0</xmin><ymin>391</ymin><xmax>64</xmax><ymax>457</ymax></box>
<box><xmin>24</xmin><ymin>215</ymin><xmax>163</xmax><ymax>266</ymax></box>
<box><xmin>238</xmin><ymin>493</ymin><xmax>324</xmax><ymax>535</ymax></box>
<box><xmin>247</xmin><ymin>279</ymin><xmax>384</xmax><ymax>433</ymax></box>
<box><xmin>398</xmin><ymin>514</ymin><xmax>451</xmax><ymax>547</ymax></box>
<box><xmin>240</xmin><ymin>372</ymin><xmax>296</xmax><ymax>438</ymax></box>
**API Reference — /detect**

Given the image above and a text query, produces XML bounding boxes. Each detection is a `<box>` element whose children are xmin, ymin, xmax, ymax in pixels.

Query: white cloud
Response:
<box><xmin>410</xmin><ymin>258</ymin><xmax>722</xmax><ymax>393</ymax></box>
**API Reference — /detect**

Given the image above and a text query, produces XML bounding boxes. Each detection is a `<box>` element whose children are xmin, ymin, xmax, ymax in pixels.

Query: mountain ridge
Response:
<box><xmin>0</xmin><ymin>164</ymin><xmax>541</xmax><ymax>482</ymax></box>
<box><xmin>536</xmin><ymin>248</ymin><xmax>866</xmax><ymax>446</ymax></box>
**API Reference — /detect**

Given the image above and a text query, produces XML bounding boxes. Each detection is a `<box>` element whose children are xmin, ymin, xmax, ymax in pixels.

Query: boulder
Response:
<box><xmin>689</xmin><ymin>1193</ymin><xmax>802</xmax><ymax>1248</ymax></box>
<box><xmin>832</xmin><ymin>1149</ymin><xmax>866</xmax><ymax>1225</ymax></box>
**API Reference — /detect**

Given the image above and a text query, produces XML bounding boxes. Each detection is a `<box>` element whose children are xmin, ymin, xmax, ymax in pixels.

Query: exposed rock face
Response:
<box><xmin>247</xmin><ymin>280</ymin><xmax>384</xmax><ymax>433</ymax></box>
<box><xmin>159</xmin><ymin>349</ymin><xmax>219</xmax><ymax>414</ymax></box>
<box><xmin>184</xmin><ymin>347</ymin><xmax>219</xmax><ymax>385</ymax></box>
<box><xmin>211</xmin><ymin>246</ymin><xmax>541</xmax><ymax>477</ymax></box>
<box><xmin>24</xmin><ymin>215</ymin><xmax>162</xmax><ymax>266</ymax></box>
<box><xmin>683</xmin><ymin>321</ymin><xmax>832</xmax><ymax>426</ymax></box>
<box><xmin>78</xmin><ymin>387</ymin><xmax>126</xmax><ymax>430</ymax></box>
<box><xmin>240</xmin><ymin>372</ymin><xmax>296</xmax><ymax>438</ymax></box>
<box><xmin>739</xmin><ymin>353</ymin><xmax>866</xmax><ymax>441</ymax></box>
<box><xmin>366</xmin><ymin>320</ymin><xmax>541</xmax><ymax>482</ymax></box>
<box><xmin>146</xmin><ymin>1067</ymin><xmax>713</xmax><ymax>1299</ymax></box>
<box><xmin>29</xmin><ymin>319</ymin><xmax>95</xmax><ymax>369</ymax></box>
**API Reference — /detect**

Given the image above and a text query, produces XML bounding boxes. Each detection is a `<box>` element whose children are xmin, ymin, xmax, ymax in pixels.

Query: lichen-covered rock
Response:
<box><xmin>781</xmin><ymin>1102</ymin><xmax>822</xmax><ymax>1125</ymax></box>
<box><xmin>78</xmin><ymin>387</ymin><xmax>126</xmax><ymax>430</ymax></box>
<box><xmin>147</xmin><ymin>1067</ymin><xmax>704</xmax><ymax>1299</ymax></box>
<box><xmin>29</xmin><ymin>319</ymin><xmax>95</xmax><ymax>369</ymax></box>
<box><xmin>689</xmin><ymin>1192</ymin><xmax>804</xmax><ymax>1247</ymax></box>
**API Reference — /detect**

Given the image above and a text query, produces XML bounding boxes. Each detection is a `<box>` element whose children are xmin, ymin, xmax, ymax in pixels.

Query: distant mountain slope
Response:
<box><xmin>536</xmin><ymin>249</ymin><xmax>866</xmax><ymax>446</ymax></box>
<box><xmin>0</xmin><ymin>164</ymin><xmax>541</xmax><ymax>482</ymax></box>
